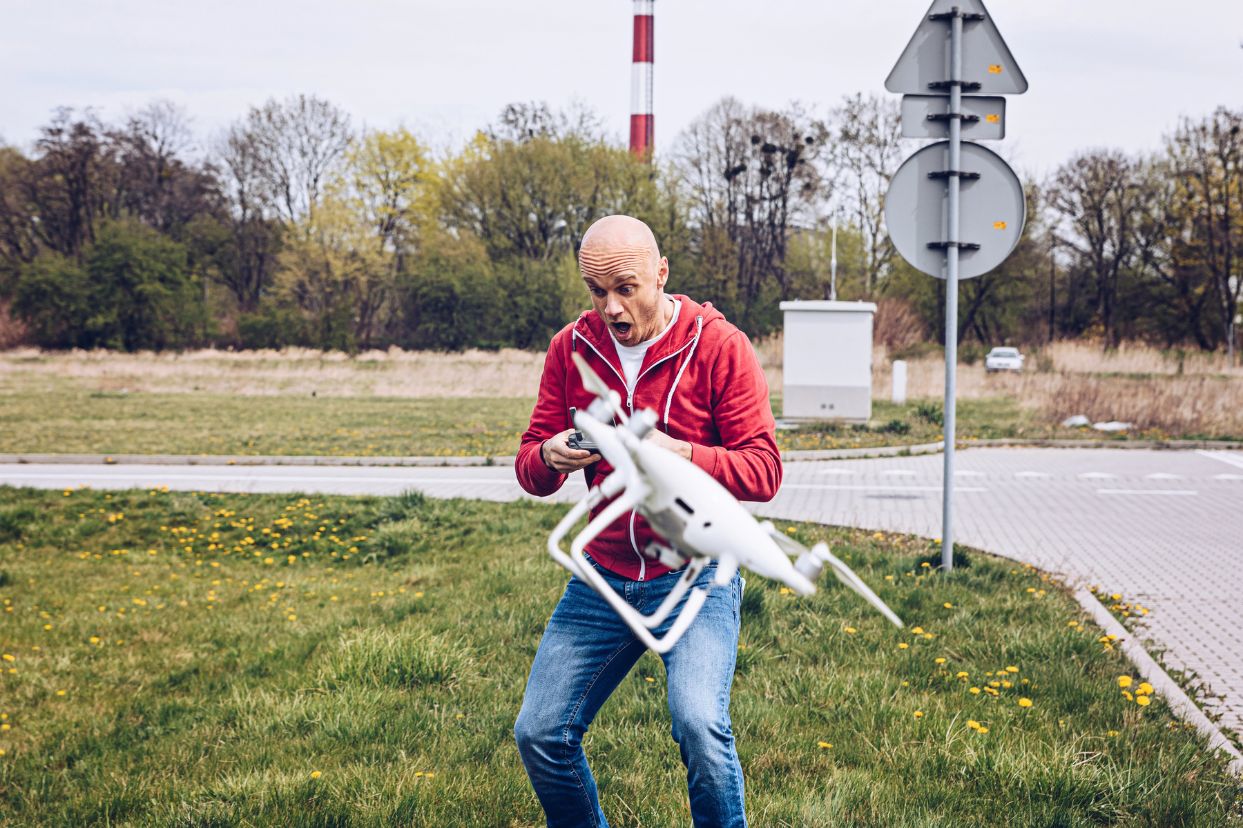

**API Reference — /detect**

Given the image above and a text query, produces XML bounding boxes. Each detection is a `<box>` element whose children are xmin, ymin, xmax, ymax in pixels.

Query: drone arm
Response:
<box><xmin>547</xmin><ymin>487</ymin><xmax>604</xmax><ymax>580</ymax></box>
<box><xmin>639</xmin><ymin>557</ymin><xmax>706</xmax><ymax>628</ymax></box>
<box><xmin>565</xmin><ymin>487</ymin><xmax>710</xmax><ymax>654</ymax></box>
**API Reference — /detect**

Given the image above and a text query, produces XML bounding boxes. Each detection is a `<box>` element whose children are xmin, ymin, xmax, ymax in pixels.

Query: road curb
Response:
<box><xmin>0</xmin><ymin>453</ymin><xmax>517</xmax><ymax>468</ymax></box>
<box><xmin>1073</xmin><ymin>586</ymin><xmax>1243</xmax><ymax>778</ymax></box>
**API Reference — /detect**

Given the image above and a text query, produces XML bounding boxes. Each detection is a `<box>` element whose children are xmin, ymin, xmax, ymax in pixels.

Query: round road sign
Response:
<box><xmin>884</xmin><ymin>140</ymin><xmax>1025</xmax><ymax>280</ymax></box>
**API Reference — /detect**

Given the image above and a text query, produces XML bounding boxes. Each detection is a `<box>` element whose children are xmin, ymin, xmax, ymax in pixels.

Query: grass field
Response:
<box><xmin>0</xmin><ymin>388</ymin><xmax>1069</xmax><ymax>458</ymax></box>
<box><xmin>1</xmin><ymin>487</ymin><xmax>1239</xmax><ymax>826</ymax></box>
<box><xmin>2</xmin><ymin>344</ymin><xmax>1240</xmax><ymax>459</ymax></box>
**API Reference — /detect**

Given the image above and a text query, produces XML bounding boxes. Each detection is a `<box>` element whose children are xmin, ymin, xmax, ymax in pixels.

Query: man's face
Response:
<box><xmin>579</xmin><ymin>245</ymin><xmax>670</xmax><ymax>346</ymax></box>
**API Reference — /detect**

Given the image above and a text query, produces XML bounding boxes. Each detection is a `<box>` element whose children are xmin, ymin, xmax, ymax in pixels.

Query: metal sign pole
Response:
<box><xmin>942</xmin><ymin>9</ymin><xmax>963</xmax><ymax>572</ymax></box>
<box><xmin>884</xmin><ymin>0</ymin><xmax>1028</xmax><ymax>574</ymax></box>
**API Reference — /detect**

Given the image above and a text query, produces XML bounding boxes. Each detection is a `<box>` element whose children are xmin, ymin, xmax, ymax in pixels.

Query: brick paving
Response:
<box><xmin>4</xmin><ymin>446</ymin><xmax>1241</xmax><ymax>744</ymax></box>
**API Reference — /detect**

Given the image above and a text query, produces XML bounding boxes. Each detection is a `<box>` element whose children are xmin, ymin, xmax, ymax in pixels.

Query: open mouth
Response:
<box><xmin>611</xmin><ymin>322</ymin><xmax>633</xmax><ymax>340</ymax></box>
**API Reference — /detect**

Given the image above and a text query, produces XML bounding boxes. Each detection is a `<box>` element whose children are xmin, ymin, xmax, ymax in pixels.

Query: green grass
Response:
<box><xmin>1</xmin><ymin>488</ymin><xmax>1239</xmax><ymax>826</ymax></box>
<box><xmin>0</xmin><ymin>390</ymin><xmax>1163</xmax><ymax>459</ymax></box>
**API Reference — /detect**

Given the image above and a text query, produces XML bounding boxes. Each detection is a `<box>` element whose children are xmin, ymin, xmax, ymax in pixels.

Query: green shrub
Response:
<box><xmin>914</xmin><ymin>401</ymin><xmax>944</xmax><ymax>426</ymax></box>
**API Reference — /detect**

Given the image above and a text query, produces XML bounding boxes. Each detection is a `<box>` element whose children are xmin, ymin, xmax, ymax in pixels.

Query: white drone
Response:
<box><xmin>547</xmin><ymin>352</ymin><xmax>904</xmax><ymax>653</ymax></box>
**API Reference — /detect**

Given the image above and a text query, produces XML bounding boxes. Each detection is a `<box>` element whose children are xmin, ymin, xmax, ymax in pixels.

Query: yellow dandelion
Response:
<box><xmin>844</xmin><ymin>626</ymin><xmax>858</xmax><ymax>634</ymax></box>
<box><xmin>969</xmin><ymin>687</ymin><xmax>981</xmax><ymax>695</ymax></box>
<box><xmin>943</xmin><ymin>602</ymin><xmax>954</xmax><ymax>609</ymax></box>
<box><xmin>956</xmin><ymin>671</ymin><xmax>969</xmax><ymax>679</ymax></box>
<box><xmin>817</xmin><ymin>741</ymin><xmax>833</xmax><ymax>749</ymax></box>
<box><xmin>898</xmin><ymin>642</ymin><xmax>909</xmax><ymax>650</ymax></box>
<box><xmin>1117</xmin><ymin>676</ymin><xmax>1133</xmax><ymax>689</ymax></box>
<box><xmin>1018</xmin><ymin>698</ymin><xmax>1033</xmax><ymax>708</ymax></box>
<box><xmin>1106</xmin><ymin>730</ymin><xmax>1120</xmax><ymax>737</ymax></box>
<box><xmin>310</xmin><ymin>770</ymin><xmax>322</xmax><ymax>779</ymax></box>
<box><xmin>913</xmin><ymin>710</ymin><xmax>924</xmax><ymax>719</ymax></box>
<box><xmin>1006</xmin><ymin>666</ymin><xmax>1019</xmax><ymax>673</ymax></box>
<box><xmin>967</xmin><ymin>719</ymin><xmax>981</xmax><ymax>730</ymax></box>
<box><xmin>934</xmin><ymin>657</ymin><xmax>947</xmax><ymax>665</ymax></box>
<box><xmin>1137</xmin><ymin>682</ymin><xmax>1153</xmax><ymax>695</ymax></box>
<box><xmin>1136</xmin><ymin>695</ymin><xmax>1152</xmax><ymax>707</ymax></box>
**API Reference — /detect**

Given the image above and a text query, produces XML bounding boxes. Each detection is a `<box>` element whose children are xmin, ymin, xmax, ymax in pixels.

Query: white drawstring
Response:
<box><xmin>664</xmin><ymin>315</ymin><xmax>702</xmax><ymax>426</ymax></box>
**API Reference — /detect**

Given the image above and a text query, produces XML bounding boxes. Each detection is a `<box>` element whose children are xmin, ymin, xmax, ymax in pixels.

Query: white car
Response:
<box><xmin>984</xmin><ymin>346</ymin><xmax>1024</xmax><ymax>373</ymax></box>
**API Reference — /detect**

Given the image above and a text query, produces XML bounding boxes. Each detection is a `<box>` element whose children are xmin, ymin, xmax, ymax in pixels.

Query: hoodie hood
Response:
<box><xmin>570</xmin><ymin>294</ymin><xmax>726</xmax><ymax>385</ymax></box>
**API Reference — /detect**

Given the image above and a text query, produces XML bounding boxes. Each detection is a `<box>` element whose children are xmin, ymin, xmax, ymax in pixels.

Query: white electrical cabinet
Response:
<box><xmin>779</xmin><ymin>300</ymin><xmax>876</xmax><ymax>422</ymax></box>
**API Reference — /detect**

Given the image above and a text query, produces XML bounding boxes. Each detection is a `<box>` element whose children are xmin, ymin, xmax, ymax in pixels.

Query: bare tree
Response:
<box><xmin>1168</xmin><ymin>108</ymin><xmax>1243</xmax><ymax>361</ymax></box>
<box><xmin>674</xmin><ymin>97</ymin><xmax>826</xmax><ymax>332</ymax></box>
<box><xmin>830</xmin><ymin>93</ymin><xmax>904</xmax><ymax>296</ymax></box>
<box><xmin>1048</xmin><ymin>149</ymin><xmax>1151</xmax><ymax>348</ymax></box>
<box><xmin>242</xmin><ymin>94</ymin><xmax>353</xmax><ymax>224</ymax></box>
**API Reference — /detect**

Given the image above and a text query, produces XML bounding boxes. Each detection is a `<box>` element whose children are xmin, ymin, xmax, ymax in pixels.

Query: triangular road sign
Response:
<box><xmin>885</xmin><ymin>0</ymin><xmax>1028</xmax><ymax>96</ymax></box>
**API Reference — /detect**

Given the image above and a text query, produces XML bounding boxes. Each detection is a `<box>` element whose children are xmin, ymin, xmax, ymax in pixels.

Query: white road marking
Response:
<box><xmin>0</xmin><ymin>470</ymin><xmax>521</xmax><ymax>486</ymax></box>
<box><xmin>1096</xmin><ymin>489</ymin><xmax>1198</xmax><ymax>496</ymax></box>
<box><xmin>1079</xmin><ymin>472</ymin><xmax>1117</xmax><ymax>479</ymax></box>
<box><xmin>1144</xmin><ymin>473</ymin><xmax>1183</xmax><ymax>480</ymax></box>
<box><xmin>782</xmin><ymin>483</ymin><xmax>987</xmax><ymax>493</ymax></box>
<box><xmin>1015</xmin><ymin>471</ymin><xmax>1052</xmax><ymax>478</ymax></box>
<box><xmin>882</xmin><ymin>470</ymin><xmax>918</xmax><ymax>477</ymax></box>
<box><xmin>1198</xmin><ymin>450</ymin><xmax>1243</xmax><ymax>471</ymax></box>
<box><xmin>1213</xmin><ymin>473</ymin><xmax>1243</xmax><ymax>481</ymax></box>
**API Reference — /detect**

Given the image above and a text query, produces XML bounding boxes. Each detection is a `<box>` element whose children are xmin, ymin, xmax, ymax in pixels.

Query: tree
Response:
<box><xmin>13</xmin><ymin>219</ymin><xmax>201</xmax><ymax>350</ymax></box>
<box><xmin>673</xmin><ymin>98</ymin><xmax>826</xmax><ymax>334</ymax></box>
<box><xmin>831</xmin><ymin>93</ymin><xmax>904</xmax><ymax>296</ymax></box>
<box><xmin>1048</xmin><ymin>150</ymin><xmax>1153</xmax><ymax>348</ymax></box>
<box><xmin>1168</xmin><ymin>108</ymin><xmax>1243</xmax><ymax>360</ymax></box>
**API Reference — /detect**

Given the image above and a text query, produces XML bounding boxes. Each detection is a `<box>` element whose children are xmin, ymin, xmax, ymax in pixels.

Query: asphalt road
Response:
<box><xmin>3</xmin><ymin>447</ymin><xmax>1241</xmax><ymax>745</ymax></box>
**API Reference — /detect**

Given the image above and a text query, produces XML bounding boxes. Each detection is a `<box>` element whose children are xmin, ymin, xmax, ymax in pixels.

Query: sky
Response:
<box><xmin>3</xmin><ymin>0</ymin><xmax>1241</xmax><ymax>178</ymax></box>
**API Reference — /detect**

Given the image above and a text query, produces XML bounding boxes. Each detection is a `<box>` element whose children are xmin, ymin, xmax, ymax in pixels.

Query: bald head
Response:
<box><xmin>580</xmin><ymin>215</ymin><xmax>660</xmax><ymax>264</ymax></box>
<box><xmin>577</xmin><ymin>214</ymin><xmax>671</xmax><ymax>346</ymax></box>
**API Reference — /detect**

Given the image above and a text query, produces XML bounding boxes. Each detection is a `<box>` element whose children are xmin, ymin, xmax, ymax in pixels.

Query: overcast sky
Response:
<box><xmin>3</xmin><ymin>0</ymin><xmax>1241</xmax><ymax>178</ymax></box>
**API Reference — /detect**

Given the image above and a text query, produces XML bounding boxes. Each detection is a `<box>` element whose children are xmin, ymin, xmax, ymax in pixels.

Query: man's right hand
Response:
<box><xmin>542</xmin><ymin>429</ymin><xmax>601</xmax><ymax>473</ymax></box>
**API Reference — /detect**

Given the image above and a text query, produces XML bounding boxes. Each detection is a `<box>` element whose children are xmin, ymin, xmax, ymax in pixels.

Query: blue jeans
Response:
<box><xmin>515</xmin><ymin>556</ymin><xmax>747</xmax><ymax>828</ymax></box>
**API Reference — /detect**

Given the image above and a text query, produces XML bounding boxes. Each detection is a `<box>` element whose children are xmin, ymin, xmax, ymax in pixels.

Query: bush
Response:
<box><xmin>877</xmin><ymin>418</ymin><xmax>911</xmax><ymax>435</ymax></box>
<box><xmin>13</xmin><ymin>220</ymin><xmax>203</xmax><ymax>350</ymax></box>
<box><xmin>915</xmin><ymin>401</ymin><xmax>944</xmax><ymax>427</ymax></box>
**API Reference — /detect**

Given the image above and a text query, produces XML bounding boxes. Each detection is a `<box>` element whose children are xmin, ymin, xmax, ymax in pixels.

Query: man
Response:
<box><xmin>513</xmin><ymin>214</ymin><xmax>781</xmax><ymax>828</ymax></box>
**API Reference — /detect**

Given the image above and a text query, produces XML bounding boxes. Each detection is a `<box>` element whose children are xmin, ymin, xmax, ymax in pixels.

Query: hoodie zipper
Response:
<box><xmin>572</xmin><ymin>326</ymin><xmax>699</xmax><ymax>581</ymax></box>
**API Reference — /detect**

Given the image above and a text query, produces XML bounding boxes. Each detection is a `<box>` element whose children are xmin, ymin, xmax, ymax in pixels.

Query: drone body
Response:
<box><xmin>547</xmin><ymin>352</ymin><xmax>903</xmax><ymax>653</ymax></box>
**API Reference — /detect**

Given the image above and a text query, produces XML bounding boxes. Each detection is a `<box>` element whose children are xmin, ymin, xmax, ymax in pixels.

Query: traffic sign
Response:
<box><xmin>885</xmin><ymin>0</ymin><xmax>1027</xmax><ymax>96</ymax></box>
<box><xmin>884</xmin><ymin>140</ymin><xmax>1025</xmax><ymax>279</ymax></box>
<box><xmin>901</xmin><ymin>94</ymin><xmax>1006</xmax><ymax>140</ymax></box>
<box><xmin>881</xmin><ymin>0</ymin><xmax>1027</xmax><ymax>573</ymax></box>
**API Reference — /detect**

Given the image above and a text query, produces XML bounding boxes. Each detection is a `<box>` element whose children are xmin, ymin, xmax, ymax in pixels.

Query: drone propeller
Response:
<box><xmin>766</xmin><ymin>524</ymin><xmax>903</xmax><ymax>628</ymax></box>
<box><xmin>571</xmin><ymin>351</ymin><xmax>629</xmax><ymax>424</ymax></box>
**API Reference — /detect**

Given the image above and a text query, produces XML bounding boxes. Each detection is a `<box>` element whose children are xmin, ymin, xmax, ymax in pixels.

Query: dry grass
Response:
<box><xmin>3</xmin><ymin>336</ymin><xmax>1241</xmax><ymax>439</ymax></box>
<box><xmin>0</xmin><ymin>346</ymin><xmax>546</xmax><ymax>398</ymax></box>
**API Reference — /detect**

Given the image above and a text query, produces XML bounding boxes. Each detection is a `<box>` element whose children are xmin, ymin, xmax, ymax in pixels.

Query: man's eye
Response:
<box><xmin>619</xmin><ymin>287</ymin><xmax>633</xmax><ymax>295</ymax></box>
<box><xmin>590</xmin><ymin>288</ymin><xmax>605</xmax><ymax>297</ymax></box>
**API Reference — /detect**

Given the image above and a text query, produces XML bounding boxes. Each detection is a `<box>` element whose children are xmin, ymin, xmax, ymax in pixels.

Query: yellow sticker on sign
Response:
<box><xmin>988</xmin><ymin>64</ymin><xmax>1003</xmax><ymax>74</ymax></box>
<box><xmin>994</xmin><ymin>221</ymin><xmax>1007</xmax><ymax>230</ymax></box>
<box><xmin>985</xmin><ymin>114</ymin><xmax>1000</xmax><ymax>124</ymax></box>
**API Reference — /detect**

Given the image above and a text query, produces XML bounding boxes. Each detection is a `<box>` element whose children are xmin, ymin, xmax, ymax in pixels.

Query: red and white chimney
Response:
<box><xmin>629</xmin><ymin>0</ymin><xmax>654</xmax><ymax>158</ymax></box>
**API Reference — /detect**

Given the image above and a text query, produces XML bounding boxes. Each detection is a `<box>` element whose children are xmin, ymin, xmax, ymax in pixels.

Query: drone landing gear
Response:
<box><xmin>548</xmin><ymin>482</ymin><xmax>717</xmax><ymax>654</ymax></box>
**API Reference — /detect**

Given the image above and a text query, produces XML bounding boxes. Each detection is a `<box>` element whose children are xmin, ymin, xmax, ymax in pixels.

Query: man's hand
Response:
<box><xmin>645</xmin><ymin>428</ymin><xmax>693</xmax><ymax>461</ymax></box>
<box><xmin>542</xmin><ymin>429</ymin><xmax>601</xmax><ymax>473</ymax></box>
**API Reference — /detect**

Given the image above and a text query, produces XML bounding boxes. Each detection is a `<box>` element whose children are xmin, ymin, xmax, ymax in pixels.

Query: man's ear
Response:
<box><xmin>656</xmin><ymin>256</ymin><xmax>670</xmax><ymax>291</ymax></box>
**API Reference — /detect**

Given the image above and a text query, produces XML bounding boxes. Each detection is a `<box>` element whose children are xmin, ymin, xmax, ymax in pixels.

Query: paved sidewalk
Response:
<box><xmin>4</xmin><ymin>447</ymin><xmax>1241</xmax><ymax>754</ymax></box>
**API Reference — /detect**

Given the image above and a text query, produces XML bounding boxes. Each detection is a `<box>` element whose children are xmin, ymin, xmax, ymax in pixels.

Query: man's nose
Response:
<box><xmin>604</xmin><ymin>294</ymin><xmax>624</xmax><ymax>317</ymax></box>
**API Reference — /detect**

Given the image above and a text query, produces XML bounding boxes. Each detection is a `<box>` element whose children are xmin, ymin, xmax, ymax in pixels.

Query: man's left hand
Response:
<box><xmin>645</xmin><ymin>428</ymin><xmax>693</xmax><ymax>461</ymax></box>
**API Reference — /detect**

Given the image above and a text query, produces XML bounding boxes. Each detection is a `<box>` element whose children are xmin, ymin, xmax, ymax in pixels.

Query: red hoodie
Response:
<box><xmin>515</xmin><ymin>294</ymin><xmax>782</xmax><ymax>580</ymax></box>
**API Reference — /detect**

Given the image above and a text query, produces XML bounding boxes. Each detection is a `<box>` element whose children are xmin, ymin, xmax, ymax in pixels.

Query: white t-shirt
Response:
<box><xmin>610</xmin><ymin>296</ymin><xmax>681</xmax><ymax>393</ymax></box>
